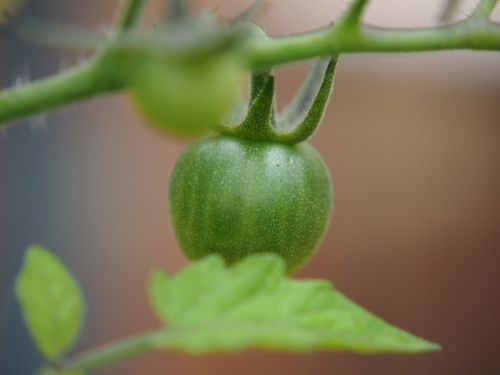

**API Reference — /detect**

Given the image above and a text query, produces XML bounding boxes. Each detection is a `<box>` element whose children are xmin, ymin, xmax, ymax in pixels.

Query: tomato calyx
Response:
<box><xmin>214</xmin><ymin>57</ymin><xmax>338</xmax><ymax>144</ymax></box>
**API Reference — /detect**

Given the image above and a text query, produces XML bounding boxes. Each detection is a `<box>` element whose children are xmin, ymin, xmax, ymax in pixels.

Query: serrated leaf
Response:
<box><xmin>149</xmin><ymin>254</ymin><xmax>440</xmax><ymax>354</ymax></box>
<box><xmin>15</xmin><ymin>245</ymin><xmax>85</xmax><ymax>362</ymax></box>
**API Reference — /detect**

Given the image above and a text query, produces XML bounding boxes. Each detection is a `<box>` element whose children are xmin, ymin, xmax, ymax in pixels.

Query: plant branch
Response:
<box><xmin>243</xmin><ymin>21</ymin><xmax>500</xmax><ymax>69</ymax></box>
<box><xmin>337</xmin><ymin>0</ymin><xmax>370</xmax><ymax>31</ymax></box>
<box><xmin>117</xmin><ymin>0</ymin><xmax>147</xmax><ymax>32</ymax></box>
<box><xmin>471</xmin><ymin>0</ymin><xmax>498</xmax><ymax>19</ymax></box>
<box><xmin>0</xmin><ymin>56</ymin><xmax>125</xmax><ymax>126</ymax></box>
<box><xmin>60</xmin><ymin>330</ymin><xmax>166</xmax><ymax>374</ymax></box>
<box><xmin>2</xmin><ymin>3</ymin><xmax>500</xmax><ymax>126</ymax></box>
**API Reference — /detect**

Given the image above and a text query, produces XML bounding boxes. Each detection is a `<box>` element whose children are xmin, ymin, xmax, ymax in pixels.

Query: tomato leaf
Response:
<box><xmin>15</xmin><ymin>245</ymin><xmax>85</xmax><ymax>362</ymax></box>
<box><xmin>149</xmin><ymin>254</ymin><xmax>440</xmax><ymax>354</ymax></box>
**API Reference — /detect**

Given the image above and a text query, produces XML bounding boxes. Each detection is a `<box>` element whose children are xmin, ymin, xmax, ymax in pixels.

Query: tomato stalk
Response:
<box><xmin>0</xmin><ymin>54</ymin><xmax>127</xmax><ymax>125</ymax></box>
<box><xmin>335</xmin><ymin>0</ymin><xmax>370</xmax><ymax>32</ymax></box>
<box><xmin>214</xmin><ymin>56</ymin><xmax>337</xmax><ymax>144</ymax></box>
<box><xmin>0</xmin><ymin>0</ymin><xmax>499</xmax><ymax>127</ymax></box>
<box><xmin>218</xmin><ymin>71</ymin><xmax>276</xmax><ymax>141</ymax></box>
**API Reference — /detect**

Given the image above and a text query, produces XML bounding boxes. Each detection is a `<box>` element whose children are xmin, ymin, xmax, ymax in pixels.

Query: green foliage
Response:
<box><xmin>149</xmin><ymin>254</ymin><xmax>440</xmax><ymax>354</ymax></box>
<box><xmin>15</xmin><ymin>245</ymin><xmax>84</xmax><ymax>362</ymax></box>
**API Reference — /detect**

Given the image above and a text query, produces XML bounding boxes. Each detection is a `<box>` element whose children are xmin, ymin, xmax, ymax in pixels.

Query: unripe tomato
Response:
<box><xmin>131</xmin><ymin>54</ymin><xmax>242</xmax><ymax>137</ymax></box>
<box><xmin>169</xmin><ymin>135</ymin><xmax>332</xmax><ymax>273</ymax></box>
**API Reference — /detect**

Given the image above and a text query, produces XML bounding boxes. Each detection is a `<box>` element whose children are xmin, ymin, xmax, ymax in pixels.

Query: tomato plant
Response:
<box><xmin>2</xmin><ymin>0</ymin><xmax>499</xmax><ymax>373</ymax></box>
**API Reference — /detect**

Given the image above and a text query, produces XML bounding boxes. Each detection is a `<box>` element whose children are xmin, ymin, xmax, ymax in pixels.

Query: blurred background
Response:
<box><xmin>1</xmin><ymin>0</ymin><xmax>500</xmax><ymax>374</ymax></box>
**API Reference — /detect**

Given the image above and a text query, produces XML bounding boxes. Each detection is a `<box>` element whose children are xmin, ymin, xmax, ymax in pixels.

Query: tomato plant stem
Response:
<box><xmin>243</xmin><ymin>20</ymin><xmax>500</xmax><ymax>69</ymax></box>
<box><xmin>0</xmin><ymin>56</ymin><xmax>125</xmax><ymax>126</ymax></box>
<box><xmin>0</xmin><ymin>0</ymin><xmax>499</xmax><ymax>126</ymax></box>
<box><xmin>60</xmin><ymin>330</ymin><xmax>166</xmax><ymax>374</ymax></box>
<box><xmin>336</xmin><ymin>0</ymin><xmax>370</xmax><ymax>31</ymax></box>
<box><xmin>472</xmin><ymin>0</ymin><xmax>499</xmax><ymax>19</ymax></box>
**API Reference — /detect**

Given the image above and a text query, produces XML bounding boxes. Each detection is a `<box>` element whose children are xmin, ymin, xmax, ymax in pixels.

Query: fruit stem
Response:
<box><xmin>249</xmin><ymin>71</ymin><xmax>270</xmax><ymax>101</ymax></box>
<box><xmin>215</xmin><ymin>71</ymin><xmax>276</xmax><ymax>141</ymax></box>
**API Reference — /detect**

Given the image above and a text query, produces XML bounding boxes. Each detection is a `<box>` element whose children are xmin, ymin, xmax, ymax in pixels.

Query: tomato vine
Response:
<box><xmin>0</xmin><ymin>0</ymin><xmax>499</xmax><ymax>126</ymax></box>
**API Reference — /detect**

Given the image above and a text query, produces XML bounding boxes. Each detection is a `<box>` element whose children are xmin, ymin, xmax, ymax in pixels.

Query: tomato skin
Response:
<box><xmin>169</xmin><ymin>135</ymin><xmax>332</xmax><ymax>273</ymax></box>
<box><xmin>131</xmin><ymin>54</ymin><xmax>242</xmax><ymax>137</ymax></box>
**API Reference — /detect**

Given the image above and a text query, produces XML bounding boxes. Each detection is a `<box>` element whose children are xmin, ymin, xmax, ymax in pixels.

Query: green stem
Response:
<box><xmin>61</xmin><ymin>331</ymin><xmax>165</xmax><ymax>374</ymax></box>
<box><xmin>0</xmin><ymin>57</ymin><xmax>125</xmax><ymax>126</ymax></box>
<box><xmin>243</xmin><ymin>21</ymin><xmax>500</xmax><ymax>69</ymax></box>
<box><xmin>117</xmin><ymin>0</ymin><xmax>147</xmax><ymax>32</ymax></box>
<box><xmin>337</xmin><ymin>0</ymin><xmax>370</xmax><ymax>30</ymax></box>
<box><xmin>1</xmin><ymin>3</ymin><xmax>500</xmax><ymax>126</ymax></box>
<box><xmin>471</xmin><ymin>0</ymin><xmax>498</xmax><ymax>19</ymax></box>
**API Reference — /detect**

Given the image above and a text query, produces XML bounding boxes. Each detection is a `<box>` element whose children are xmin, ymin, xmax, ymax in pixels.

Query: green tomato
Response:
<box><xmin>131</xmin><ymin>54</ymin><xmax>242</xmax><ymax>137</ymax></box>
<box><xmin>169</xmin><ymin>135</ymin><xmax>333</xmax><ymax>273</ymax></box>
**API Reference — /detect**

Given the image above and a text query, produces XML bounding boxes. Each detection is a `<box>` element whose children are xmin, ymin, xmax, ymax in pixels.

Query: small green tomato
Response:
<box><xmin>169</xmin><ymin>134</ymin><xmax>333</xmax><ymax>273</ymax></box>
<box><xmin>131</xmin><ymin>54</ymin><xmax>242</xmax><ymax>137</ymax></box>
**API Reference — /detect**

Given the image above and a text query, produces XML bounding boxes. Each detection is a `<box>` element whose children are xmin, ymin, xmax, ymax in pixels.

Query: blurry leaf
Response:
<box><xmin>149</xmin><ymin>254</ymin><xmax>440</xmax><ymax>354</ymax></box>
<box><xmin>15</xmin><ymin>245</ymin><xmax>85</xmax><ymax>362</ymax></box>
